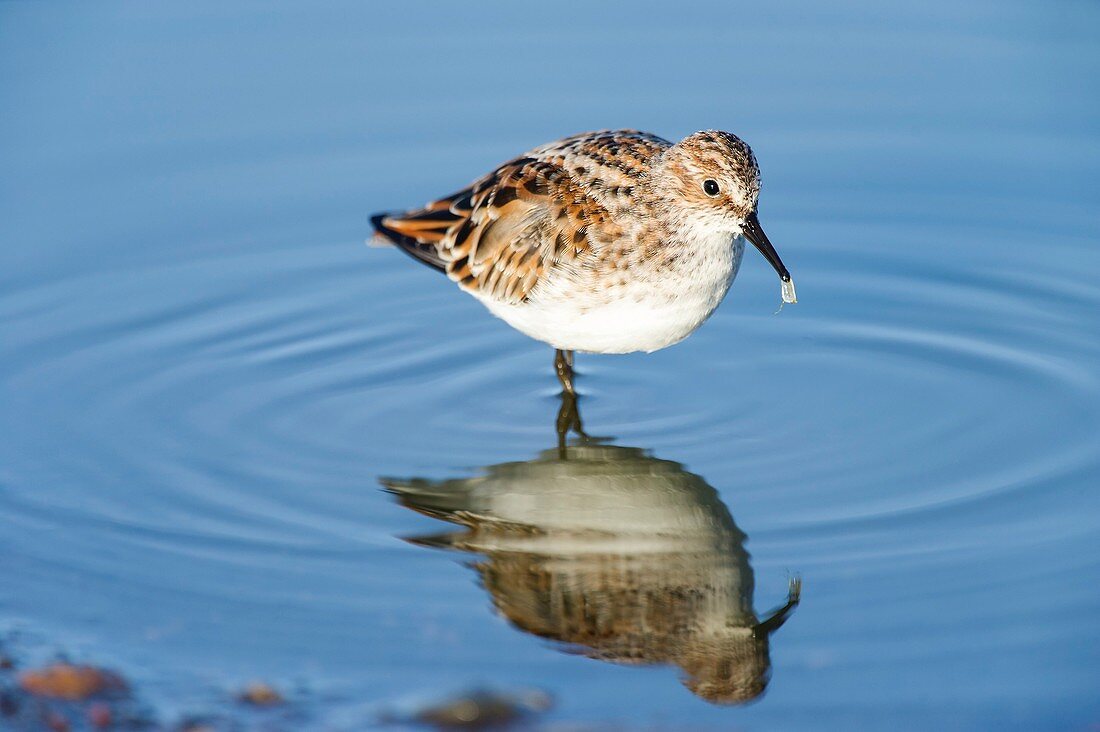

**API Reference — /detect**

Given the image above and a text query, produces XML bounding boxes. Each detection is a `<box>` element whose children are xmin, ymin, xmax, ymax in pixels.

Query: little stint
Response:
<box><xmin>371</xmin><ymin>129</ymin><xmax>796</xmax><ymax>392</ymax></box>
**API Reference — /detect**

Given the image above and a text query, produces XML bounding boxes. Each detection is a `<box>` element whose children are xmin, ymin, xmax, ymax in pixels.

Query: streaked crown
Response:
<box><xmin>653</xmin><ymin>130</ymin><xmax>762</xmax><ymax>227</ymax></box>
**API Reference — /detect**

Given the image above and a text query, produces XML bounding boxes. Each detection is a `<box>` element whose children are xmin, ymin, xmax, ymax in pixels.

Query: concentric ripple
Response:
<box><xmin>2</xmin><ymin>218</ymin><xmax>1099</xmax><ymax>729</ymax></box>
<box><xmin>3</xmin><ymin>214</ymin><xmax>1097</xmax><ymax>582</ymax></box>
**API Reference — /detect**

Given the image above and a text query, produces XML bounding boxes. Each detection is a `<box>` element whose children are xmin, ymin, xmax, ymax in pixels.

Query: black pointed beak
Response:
<box><xmin>742</xmin><ymin>211</ymin><xmax>797</xmax><ymax>303</ymax></box>
<box><xmin>742</xmin><ymin>212</ymin><xmax>789</xmax><ymax>282</ymax></box>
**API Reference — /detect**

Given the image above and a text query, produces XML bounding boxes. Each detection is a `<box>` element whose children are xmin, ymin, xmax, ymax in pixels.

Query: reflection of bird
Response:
<box><xmin>371</xmin><ymin>129</ymin><xmax>796</xmax><ymax>393</ymax></box>
<box><xmin>384</xmin><ymin>441</ymin><xmax>800</xmax><ymax>705</ymax></box>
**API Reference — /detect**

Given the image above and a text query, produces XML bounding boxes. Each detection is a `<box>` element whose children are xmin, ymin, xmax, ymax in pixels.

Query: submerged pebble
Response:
<box><xmin>408</xmin><ymin>688</ymin><xmax>553</xmax><ymax>730</ymax></box>
<box><xmin>18</xmin><ymin>663</ymin><xmax>128</xmax><ymax>701</ymax></box>
<box><xmin>236</xmin><ymin>681</ymin><xmax>284</xmax><ymax>706</ymax></box>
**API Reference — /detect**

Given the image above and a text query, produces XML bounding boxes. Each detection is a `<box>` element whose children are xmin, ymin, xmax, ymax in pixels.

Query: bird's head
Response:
<box><xmin>653</xmin><ymin>130</ymin><xmax>796</xmax><ymax>303</ymax></box>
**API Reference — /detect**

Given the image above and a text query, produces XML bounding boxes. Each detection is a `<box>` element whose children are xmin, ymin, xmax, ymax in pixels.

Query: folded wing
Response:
<box><xmin>372</xmin><ymin>157</ymin><xmax>620</xmax><ymax>304</ymax></box>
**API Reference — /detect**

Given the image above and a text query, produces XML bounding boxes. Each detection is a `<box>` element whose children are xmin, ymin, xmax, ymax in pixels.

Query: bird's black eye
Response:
<box><xmin>703</xmin><ymin>179</ymin><xmax>720</xmax><ymax>197</ymax></box>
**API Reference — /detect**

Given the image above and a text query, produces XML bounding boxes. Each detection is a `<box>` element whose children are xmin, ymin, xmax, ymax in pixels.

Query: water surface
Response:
<box><xmin>1</xmin><ymin>1</ymin><xmax>1099</xmax><ymax>729</ymax></box>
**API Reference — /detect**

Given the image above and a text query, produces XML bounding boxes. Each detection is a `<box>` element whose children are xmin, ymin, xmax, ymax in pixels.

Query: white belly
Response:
<box><xmin>482</xmin><ymin>238</ymin><xmax>744</xmax><ymax>354</ymax></box>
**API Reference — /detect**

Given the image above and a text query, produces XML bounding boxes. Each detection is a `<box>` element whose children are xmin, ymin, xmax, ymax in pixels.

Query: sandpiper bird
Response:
<box><xmin>371</xmin><ymin>129</ymin><xmax>796</xmax><ymax>392</ymax></box>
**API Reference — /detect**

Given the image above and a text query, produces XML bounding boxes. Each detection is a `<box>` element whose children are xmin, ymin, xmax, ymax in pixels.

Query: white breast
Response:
<box><xmin>483</xmin><ymin>235</ymin><xmax>744</xmax><ymax>354</ymax></box>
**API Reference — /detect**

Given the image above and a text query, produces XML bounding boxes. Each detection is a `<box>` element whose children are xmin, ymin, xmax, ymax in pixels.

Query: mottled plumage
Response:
<box><xmin>371</xmin><ymin>129</ymin><xmax>795</xmax><ymax>368</ymax></box>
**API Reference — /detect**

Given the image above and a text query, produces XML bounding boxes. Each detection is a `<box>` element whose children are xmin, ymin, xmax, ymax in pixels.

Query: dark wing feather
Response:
<box><xmin>370</xmin><ymin>212</ymin><xmax>446</xmax><ymax>272</ymax></box>
<box><xmin>371</xmin><ymin>157</ymin><xmax>618</xmax><ymax>304</ymax></box>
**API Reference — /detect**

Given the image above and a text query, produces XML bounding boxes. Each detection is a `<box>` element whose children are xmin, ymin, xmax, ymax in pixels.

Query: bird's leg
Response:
<box><xmin>555</xmin><ymin>388</ymin><xmax>589</xmax><ymax>455</ymax></box>
<box><xmin>554</xmin><ymin>349</ymin><xmax>576</xmax><ymax>395</ymax></box>
<box><xmin>556</xmin><ymin>393</ymin><xmax>572</xmax><ymax>455</ymax></box>
<box><xmin>553</xmin><ymin>349</ymin><xmax>589</xmax><ymax>455</ymax></box>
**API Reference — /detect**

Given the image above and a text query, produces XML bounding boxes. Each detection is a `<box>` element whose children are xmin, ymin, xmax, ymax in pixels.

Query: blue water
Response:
<box><xmin>2</xmin><ymin>1</ymin><xmax>1099</xmax><ymax>730</ymax></box>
